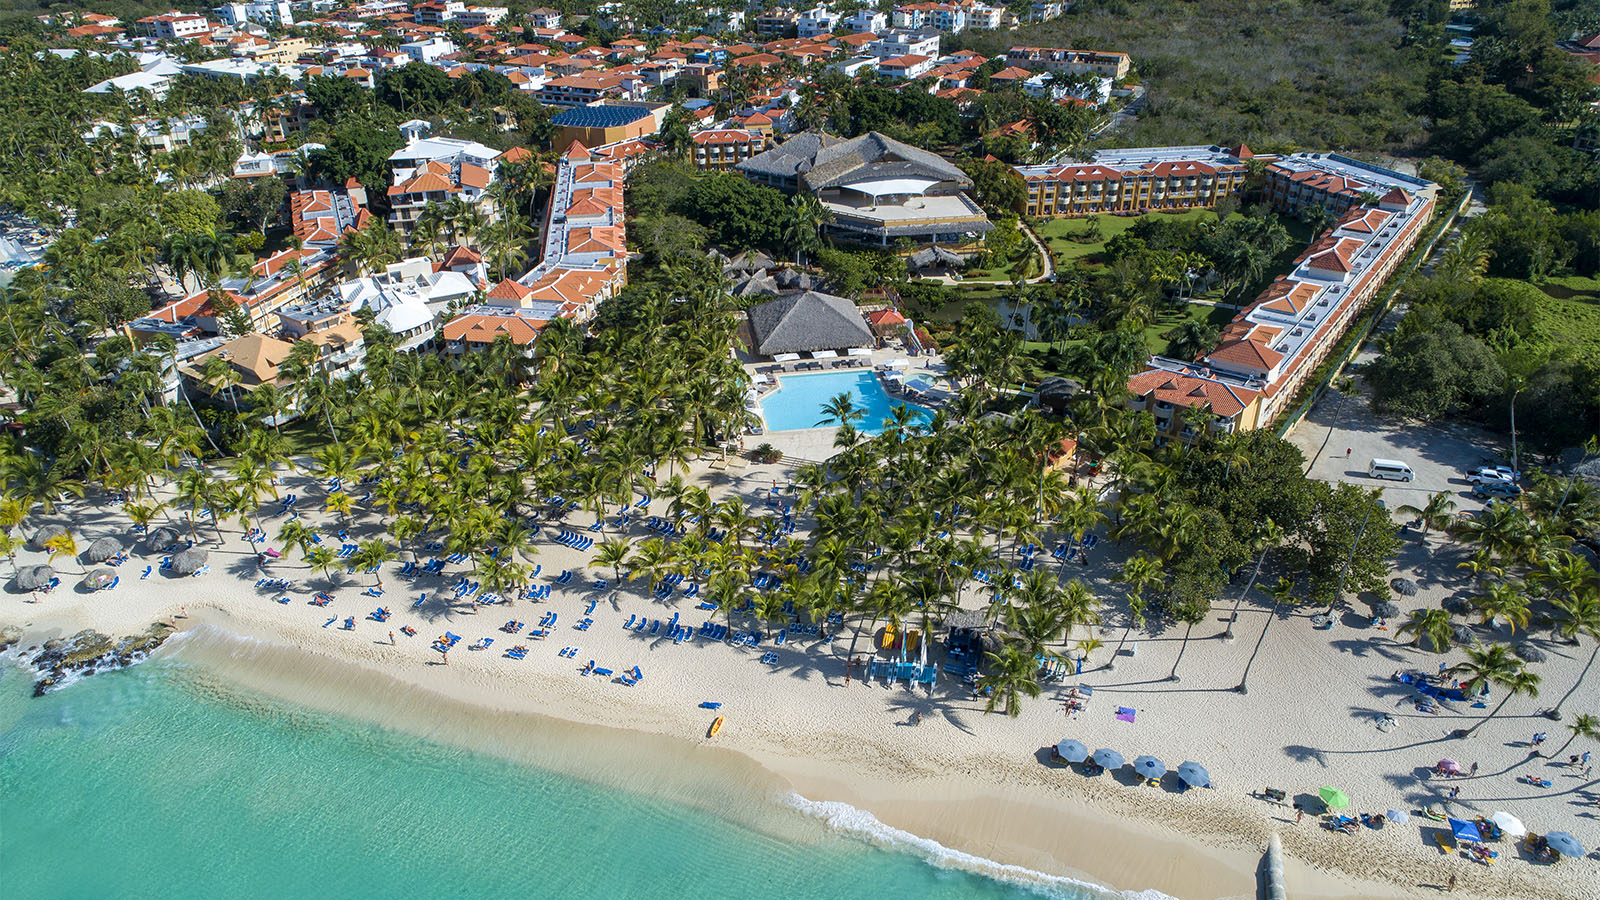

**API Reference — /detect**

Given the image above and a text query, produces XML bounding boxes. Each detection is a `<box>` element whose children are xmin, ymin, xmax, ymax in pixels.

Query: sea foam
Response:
<box><xmin>783</xmin><ymin>793</ymin><xmax>1178</xmax><ymax>900</ymax></box>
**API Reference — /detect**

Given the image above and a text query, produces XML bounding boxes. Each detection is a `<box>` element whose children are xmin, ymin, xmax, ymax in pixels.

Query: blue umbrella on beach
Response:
<box><xmin>1545</xmin><ymin>832</ymin><xmax>1585</xmax><ymax>858</ymax></box>
<box><xmin>1055</xmin><ymin>739</ymin><xmax>1089</xmax><ymax>763</ymax></box>
<box><xmin>1132</xmin><ymin>755</ymin><xmax>1167</xmax><ymax>780</ymax></box>
<box><xmin>1448</xmin><ymin>818</ymin><xmax>1482</xmax><ymax>843</ymax></box>
<box><xmin>1177</xmin><ymin>761</ymin><xmax>1210</xmax><ymax>787</ymax></box>
<box><xmin>1092</xmin><ymin>748</ymin><xmax>1123</xmax><ymax>770</ymax></box>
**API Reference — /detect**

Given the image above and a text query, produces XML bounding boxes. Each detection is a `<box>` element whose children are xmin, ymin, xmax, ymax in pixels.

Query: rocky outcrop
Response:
<box><xmin>20</xmin><ymin>624</ymin><xmax>175</xmax><ymax>696</ymax></box>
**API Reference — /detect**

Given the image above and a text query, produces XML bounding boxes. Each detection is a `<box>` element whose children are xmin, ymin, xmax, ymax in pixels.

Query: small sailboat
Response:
<box><xmin>708</xmin><ymin>715</ymin><xmax>724</xmax><ymax>739</ymax></box>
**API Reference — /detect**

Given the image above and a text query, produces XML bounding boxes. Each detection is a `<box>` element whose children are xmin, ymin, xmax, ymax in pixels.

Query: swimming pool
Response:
<box><xmin>759</xmin><ymin>371</ymin><xmax>935</xmax><ymax>435</ymax></box>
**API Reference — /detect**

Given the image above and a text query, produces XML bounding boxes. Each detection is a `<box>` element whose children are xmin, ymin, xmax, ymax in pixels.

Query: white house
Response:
<box><xmin>400</xmin><ymin>37</ymin><xmax>457</xmax><ymax>64</ymax></box>
<box><xmin>869</xmin><ymin>29</ymin><xmax>940</xmax><ymax>60</ymax></box>
<box><xmin>796</xmin><ymin>5</ymin><xmax>840</xmax><ymax>37</ymax></box>
<box><xmin>214</xmin><ymin>2</ymin><xmax>292</xmax><ymax>27</ymax></box>
<box><xmin>842</xmin><ymin>9</ymin><xmax>886</xmax><ymax>32</ymax></box>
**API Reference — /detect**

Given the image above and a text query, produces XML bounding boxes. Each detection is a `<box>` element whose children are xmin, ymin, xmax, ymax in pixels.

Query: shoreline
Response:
<box><xmin>2</xmin><ymin>460</ymin><xmax>1594</xmax><ymax>900</ymax></box>
<box><xmin>3</xmin><ymin>613</ymin><xmax>1471</xmax><ymax>900</ymax></box>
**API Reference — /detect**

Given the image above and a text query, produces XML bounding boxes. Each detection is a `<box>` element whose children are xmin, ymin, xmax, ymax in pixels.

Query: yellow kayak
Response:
<box><xmin>708</xmin><ymin>716</ymin><xmax>724</xmax><ymax>739</ymax></box>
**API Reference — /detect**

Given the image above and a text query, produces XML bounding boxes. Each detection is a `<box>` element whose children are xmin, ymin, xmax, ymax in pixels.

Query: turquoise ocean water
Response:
<box><xmin>0</xmin><ymin>633</ymin><xmax>1146</xmax><ymax>900</ymax></box>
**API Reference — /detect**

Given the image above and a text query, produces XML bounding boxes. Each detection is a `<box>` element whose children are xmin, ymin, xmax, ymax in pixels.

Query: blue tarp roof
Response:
<box><xmin>551</xmin><ymin>105</ymin><xmax>652</xmax><ymax>127</ymax></box>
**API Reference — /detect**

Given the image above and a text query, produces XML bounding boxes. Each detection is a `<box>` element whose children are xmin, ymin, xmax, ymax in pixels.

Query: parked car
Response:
<box><xmin>1472</xmin><ymin>480</ymin><xmax>1523</xmax><ymax>500</ymax></box>
<box><xmin>1467</xmin><ymin>465</ymin><xmax>1518</xmax><ymax>485</ymax></box>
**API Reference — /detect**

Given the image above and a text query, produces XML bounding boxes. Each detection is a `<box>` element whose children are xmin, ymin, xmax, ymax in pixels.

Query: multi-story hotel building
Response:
<box><xmin>1123</xmin><ymin>154</ymin><xmax>1438</xmax><ymax>443</ymax></box>
<box><xmin>1015</xmin><ymin>145</ymin><xmax>1250</xmax><ymax>218</ymax></box>
<box><xmin>384</xmin><ymin>136</ymin><xmax>501</xmax><ymax>237</ymax></box>
<box><xmin>690</xmin><ymin>129</ymin><xmax>771</xmax><ymax>171</ymax></box>
<box><xmin>1004</xmin><ymin>47</ymin><xmax>1131</xmax><ymax>79</ymax></box>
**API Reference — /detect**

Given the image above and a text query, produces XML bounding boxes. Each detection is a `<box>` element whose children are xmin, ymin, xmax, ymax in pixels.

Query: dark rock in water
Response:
<box><xmin>24</xmin><ymin>623</ymin><xmax>175</xmax><ymax>696</ymax></box>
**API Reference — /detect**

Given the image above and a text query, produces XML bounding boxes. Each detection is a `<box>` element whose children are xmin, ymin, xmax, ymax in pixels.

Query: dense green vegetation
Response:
<box><xmin>1367</xmin><ymin>184</ymin><xmax>1600</xmax><ymax>451</ymax></box>
<box><xmin>961</xmin><ymin>0</ymin><xmax>1438</xmax><ymax>153</ymax></box>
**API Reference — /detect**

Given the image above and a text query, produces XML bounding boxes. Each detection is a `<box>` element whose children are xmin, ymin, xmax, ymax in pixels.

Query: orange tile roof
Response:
<box><xmin>1125</xmin><ymin>370</ymin><xmax>1259</xmax><ymax>418</ymax></box>
<box><xmin>1206</xmin><ymin>338</ymin><xmax>1283</xmax><ymax>370</ymax></box>
<box><xmin>441</xmin><ymin>311</ymin><xmax>548</xmax><ymax>345</ymax></box>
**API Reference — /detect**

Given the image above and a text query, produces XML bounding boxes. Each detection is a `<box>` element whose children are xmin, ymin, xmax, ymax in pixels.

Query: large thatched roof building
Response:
<box><xmin>745</xmin><ymin>291</ymin><xmax>874</xmax><ymax>357</ymax></box>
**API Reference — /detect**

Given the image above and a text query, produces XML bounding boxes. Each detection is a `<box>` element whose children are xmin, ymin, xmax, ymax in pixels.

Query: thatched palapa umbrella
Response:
<box><xmin>15</xmin><ymin>565</ymin><xmax>55</xmax><ymax>591</ymax></box>
<box><xmin>83</xmin><ymin>568</ymin><xmax>116</xmax><ymax>590</ymax></box>
<box><xmin>170</xmin><ymin>547</ymin><xmax>208</xmax><ymax>575</ymax></box>
<box><xmin>146</xmin><ymin>527</ymin><xmax>180</xmax><ymax>552</ymax></box>
<box><xmin>1372</xmin><ymin>601</ymin><xmax>1400</xmax><ymax>619</ymax></box>
<box><xmin>29</xmin><ymin>524</ymin><xmax>66</xmax><ymax>550</ymax></box>
<box><xmin>1451</xmin><ymin>624</ymin><xmax>1476</xmax><ymax>645</ymax></box>
<box><xmin>1442</xmin><ymin>597</ymin><xmax>1470</xmax><ymax>615</ymax></box>
<box><xmin>1390</xmin><ymin>578</ymin><xmax>1418</xmax><ymax>597</ymax></box>
<box><xmin>83</xmin><ymin>536</ymin><xmax>123</xmax><ymax>563</ymax></box>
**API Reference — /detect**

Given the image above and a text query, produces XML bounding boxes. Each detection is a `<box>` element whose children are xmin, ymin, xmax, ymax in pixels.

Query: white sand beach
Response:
<box><xmin>3</xmin><ymin>458</ymin><xmax>1597</xmax><ymax>900</ymax></box>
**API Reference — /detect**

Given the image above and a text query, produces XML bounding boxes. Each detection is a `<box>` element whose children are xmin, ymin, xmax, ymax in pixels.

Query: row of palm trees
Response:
<box><xmin>1392</xmin><ymin>485</ymin><xmax>1600</xmax><ymax>738</ymax></box>
<box><xmin>5</xmin><ymin>218</ymin><xmax>1600</xmax><ymax>735</ymax></box>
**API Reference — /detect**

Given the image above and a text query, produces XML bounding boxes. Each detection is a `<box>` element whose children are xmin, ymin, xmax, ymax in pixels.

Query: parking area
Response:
<box><xmin>1285</xmin><ymin>376</ymin><xmax>1515</xmax><ymax>516</ymax></box>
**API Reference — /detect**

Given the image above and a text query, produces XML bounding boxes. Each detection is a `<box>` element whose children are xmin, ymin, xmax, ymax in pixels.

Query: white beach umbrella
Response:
<box><xmin>1385</xmin><ymin>809</ymin><xmax>1410</xmax><ymax>825</ymax></box>
<box><xmin>1488</xmin><ymin>811</ymin><xmax>1526</xmax><ymax>838</ymax></box>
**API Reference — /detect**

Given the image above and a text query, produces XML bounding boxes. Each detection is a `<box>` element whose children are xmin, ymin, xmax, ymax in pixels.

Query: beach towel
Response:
<box><xmin>1116</xmin><ymin>706</ymin><xmax>1137</xmax><ymax>723</ymax></box>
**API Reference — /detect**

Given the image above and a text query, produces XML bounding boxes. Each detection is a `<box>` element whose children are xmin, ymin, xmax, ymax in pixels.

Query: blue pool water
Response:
<box><xmin>760</xmin><ymin>371</ymin><xmax>935</xmax><ymax>434</ymax></box>
<box><xmin>0</xmin><ymin>633</ymin><xmax>1137</xmax><ymax>900</ymax></box>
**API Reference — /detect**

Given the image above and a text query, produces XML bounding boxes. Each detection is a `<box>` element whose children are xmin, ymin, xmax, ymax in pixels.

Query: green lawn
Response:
<box><xmin>1033</xmin><ymin>209</ymin><xmax>1218</xmax><ymax>267</ymax></box>
<box><xmin>1529</xmin><ymin>289</ymin><xmax>1600</xmax><ymax>362</ymax></box>
<box><xmin>1032</xmin><ymin>210</ymin><xmax>1313</xmax><ymax>304</ymax></box>
<box><xmin>1540</xmin><ymin>274</ymin><xmax>1600</xmax><ymax>303</ymax></box>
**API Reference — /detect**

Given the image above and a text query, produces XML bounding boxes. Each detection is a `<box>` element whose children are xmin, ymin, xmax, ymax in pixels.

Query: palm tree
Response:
<box><xmin>306</xmin><ymin>545</ymin><xmax>338</xmax><ymax>585</ymax></box>
<box><xmin>1108</xmin><ymin>554</ymin><xmax>1160</xmax><ymax>669</ymax></box>
<box><xmin>594</xmin><ymin>537</ymin><xmax>631</xmax><ymax>596</ymax></box>
<box><xmin>977</xmin><ymin>643</ymin><xmax>1041</xmax><ymax>718</ymax></box>
<box><xmin>43</xmin><ymin>532</ymin><xmax>81</xmax><ymax>574</ymax></box>
<box><xmin>1546</xmin><ymin>593</ymin><xmax>1600</xmax><ymax>716</ymax></box>
<box><xmin>1398</xmin><ymin>607</ymin><xmax>1455</xmax><ymax>652</ymax></box>
<box><xmin>1075</xmin><ymin>636</ymin><xmax>1104</xmax><ymax>668</ymax></box>
<box><xmin>1397</xmin><ymin>491</ymin><xmax>1456</xmax><ymax>536</ymax></box>
<box><xmin>816</xmin><ymin>393</ymin><xmax>864</xmax><ymax>429</ymax></box>
<box><xmin>353</xmin><ymin>539</ymin><xmax>394</xmax><ymax>587</ymax></box>
<box><xmin>1543</xmin><ymin>713</ymin><xmax>1599</xmax><ymax>760</ymax></box>
<box><xmin>277</xmin><ymin>519</ymin><xmax>315</xmax><ymax>561</ymax></box>
<box><xmin>1470</xmin><ymin>581</ymin><xmax>1530</xmax><ymax>634</ymax></box>
<box><xmin>1237</xmin><ymin>576</ymin><xmax>1298</xmax><ymax>693</ymax></box>
<box><xmin>1447</xmin><ymin>643</ymin><xmax>1540</xmax><ymax>738</ymax></box>
<box><xmin>1166</xmin><ymin>598</ymin><xmax>1210</xmax><ymax>682</ymax></box>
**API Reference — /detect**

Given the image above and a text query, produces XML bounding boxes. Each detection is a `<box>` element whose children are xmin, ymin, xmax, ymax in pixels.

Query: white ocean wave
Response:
<box><xmin>783</xmin><ymin>793</ymin><xmax>1178</xmax><ymax>900</ymax></box>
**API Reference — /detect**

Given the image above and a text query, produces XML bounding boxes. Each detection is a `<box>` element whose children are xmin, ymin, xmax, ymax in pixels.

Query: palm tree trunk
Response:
<box><xmin>1224</xmin><ymin>548</ymin><xmax>1270</xmax><ymax>639</ymax></box>
<box><xmin>1461</xmin><ymin>692</ymin><xmax>1516</xmax><ymax>737</ymax></box>
<box><xmin>1236</xmin><ymin>599</ymin><xmax>1282</xmax><ymax>694</ymax></box>
<box><xmin>1550</xmin><ymin>642</ymin><xmax>1598</xmax><ymax>717</ymax></box>
<box><xmin>1168</xmin><ymin>620</ymin><xmax>1195</xmax><ymax>681</ymax></box>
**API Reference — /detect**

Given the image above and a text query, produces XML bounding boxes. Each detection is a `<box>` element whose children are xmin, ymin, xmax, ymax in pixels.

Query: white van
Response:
<box><xmin>1368</xmin><ymin>458</ymin><xmax>1414</xmax><ymax>482</ymax></box>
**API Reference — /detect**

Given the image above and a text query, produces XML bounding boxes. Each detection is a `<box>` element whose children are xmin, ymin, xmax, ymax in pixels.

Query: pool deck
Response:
<box><xmin>745</xmin><ymin>349</ymin><xmax>953</xmax><ymax>462</ymax></box>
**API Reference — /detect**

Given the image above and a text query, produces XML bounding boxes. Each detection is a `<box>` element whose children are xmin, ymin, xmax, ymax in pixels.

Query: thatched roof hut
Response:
<box><xmin>15</xmin><ymin>565</ymin><xmax>55</xmax><ymax>591</ymax></box>
<box><xmin>146</xmin><ymin>527</ymin><xmax>181</xmax><ymax>552</ymax></box>
<box><xmin>746</xmin><ymin>291</ymin><xmax>873</xmax><ymax>356</ymax></box>
<box><xmin>83</xmin><ymin>568</ymin><xmax>116</xmax><ymax>590</ymax></box>
<box><xmin>29</xmin><ymin>524</ymin><xmax>67</xmax><ymax>550</ymax></box>
<box><xmin>171</xmin><ymin>547</ymin><xmax>208</xmax><ymax>575</ymax></box>
<box><xmin>83</xmin><ymin>536</ymin><xmax>123</xmax><ymax>563</ymax></box>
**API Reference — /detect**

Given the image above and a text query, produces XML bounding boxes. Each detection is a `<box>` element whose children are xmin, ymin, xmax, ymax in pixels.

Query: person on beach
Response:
<box><xmin>1296</xmin><ymin>808</ymin><xmax>1304</xmax><ymax>824</ymax></box>
<box><xmin>1448</xmin><ymin>786</ymin><xmax>1460</xmax><ymax>799</ymax></box>
<box><xmin>1582</xmin><ymin>750</ymin><xmax>1592</xmax><ymax>767</ymax></box>
<box><xmin>1532</xmin><ymin>732</ymin><xmax>1546</xmax><ymax>747</ymax></box>
<box><xmin>441</xmin><ymin>650</ymin><xmax>448</xmax><ymax>666</ymax></box>
<box><xmin>1447</xmin><ymin>873</ymin><xmax>1456</xmax><ymax>892</ymax></box>
<box><xmin>1469</xmin><ymin>762</ymin><xmax>1478</xmax><ymax>776</ymax></box>
<box><xmin>389</xmin><ymin>631</ymin><xmax>395</xmax><ymax>646</ymax></box>
<box><xmin>1345</xmin><ymin>448</ymin><xmax>1351</xmax><ymax>459</ymax></box>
